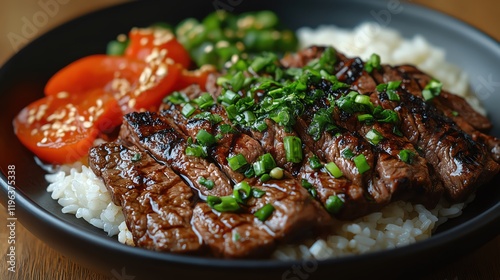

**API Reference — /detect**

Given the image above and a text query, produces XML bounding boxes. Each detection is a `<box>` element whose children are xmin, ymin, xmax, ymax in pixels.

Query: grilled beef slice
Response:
<box><xmin>160</xmin><ymin>103</ymin><xmax>333</xmax><ymax>239</ymax></box>
<box><xmin>282</xmin><ymin>46</ymin><xmax>499</xmax><ymax>202</ymax></box>
<box><xmin>119</xmin><ymin>111</ymin><xmax>233</xmax><ymax>198</ymax></box>
<box><xmin>88</xmin><ymin>142</ymin><xmax>202</xmax><ymax>253</ymax></box>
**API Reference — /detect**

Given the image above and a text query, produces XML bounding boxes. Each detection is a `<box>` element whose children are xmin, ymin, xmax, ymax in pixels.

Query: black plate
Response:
<box><xmin>1</xmin><ymin>1</ymin><xmax>499</xmax><ymax>279</ymax></box>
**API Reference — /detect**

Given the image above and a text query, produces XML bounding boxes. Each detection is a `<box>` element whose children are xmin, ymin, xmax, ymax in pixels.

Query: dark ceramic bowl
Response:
<box><xmin>1</xmin><ymin>1</ymin><xmax>499</xmax><ymax>279</ymax></box>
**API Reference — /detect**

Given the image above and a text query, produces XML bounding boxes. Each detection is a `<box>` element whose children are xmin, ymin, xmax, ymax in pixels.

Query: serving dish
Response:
<box><xmin>0</xmin><ymin>0</ymin><xmax>499</xmax><ymax>279</ymax></box>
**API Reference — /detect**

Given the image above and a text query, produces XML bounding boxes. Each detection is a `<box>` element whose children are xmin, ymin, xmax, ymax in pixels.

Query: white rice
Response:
<box><xmin>46</xmin><ymin>22</ymin><xmax>480</xmax><ymax>259</ymax></box>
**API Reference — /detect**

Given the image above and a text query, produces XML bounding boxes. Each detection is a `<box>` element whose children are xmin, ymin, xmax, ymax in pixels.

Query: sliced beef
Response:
<box><xmin>119</xmin><ymin>111</ymin><xmax>233</xmax><ymax>198</ymax></box>
<box><xmin>88</xmin><ymin>142</ymin><xmax>202</xmax><ymax>253</ymax></box>
<box><xmin>161</xmin><ymin>102</ymin><xmax>333</xmax><ymax>240</ymax></box>
<box><xmin>192</xmin><ymin>203</ymin><xmax>275</xmax><ymax>258</ymax></box>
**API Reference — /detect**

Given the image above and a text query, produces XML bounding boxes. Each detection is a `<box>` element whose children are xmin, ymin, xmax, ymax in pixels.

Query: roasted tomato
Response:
<box><xmin>125</xmin><ymin>27</ymin><xmax>191</xmax><ymax>68</ymax></box>
<box><xmin>13</xmin><ymin>89</ymin><xmax>122</xmax><ymax>164</ymax></box>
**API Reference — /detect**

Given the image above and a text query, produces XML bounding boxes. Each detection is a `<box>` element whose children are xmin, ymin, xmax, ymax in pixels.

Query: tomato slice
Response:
<box><xmin>45</xmin><ymin>55</ymin><xmax>146</xmax><ymax>96</ymax></box>
<box><xmin>173</xmin><ymin>65</ymin><xmax>216</xmax><ymax>92</ymax></box>
<box><xmin>13</xmin><ymin>89</ymin><xmax>121</xmax><ymax>164</ymax></box>
<box><xmin>44</xmin><ymin>55</ymin><xmax>181</xmax><ymax>114</ymax></box>
<box><xmin>125</xmin><ymin>27</ymin><xmax>191</xmax><ymax>68</ymax></box>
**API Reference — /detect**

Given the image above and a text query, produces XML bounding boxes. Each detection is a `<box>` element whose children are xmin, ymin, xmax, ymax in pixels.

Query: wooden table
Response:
<box><xmin>1</xmin><ymin>0</ymin><xmax>499</xmax><ymax>279</ymax></box>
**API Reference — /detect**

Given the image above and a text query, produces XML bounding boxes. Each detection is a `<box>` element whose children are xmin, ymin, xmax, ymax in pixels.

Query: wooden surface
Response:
<box><xmin>1</xmin><ymin>0</ymin><xmax>499</xmax><ymax>279</ymax></box>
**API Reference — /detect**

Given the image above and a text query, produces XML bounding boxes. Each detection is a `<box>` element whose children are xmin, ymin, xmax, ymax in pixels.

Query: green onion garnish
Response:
<box><xmin>269</xmin><ymin>167</ymin><xmax>284</xmax><ymax>179</ymax></box>
<box><xmin>260</xmin><ymin>174</ymin><xmax>271</xmax><ymax>182</ymax></box>
<box><xmin>325</xmin><ymin>162</ymin><xmax>343</xmax><ymax>178</ymax></box>
<box><xmin>353</xmin><ymin>154</ymin><xmax>370</xmax><ymax>174</ymax></box>
<box><xmin>193</xmin><ymin>112</ymin><xmax>223</xmax><ymax>124</ymax></box>
<box><xmin>251</xmin><ymin>188</ymin><xmax>266</xmax><ymax>198</ymax></box>
<box><xmin>325</xmin><ymin>195</ymin><xmax>344</xmax><ymax>214</ymax></box>
<box><xmin>207</xmin><ymin>195</ymin><xmax>240</xmax><ymax>212</ymax></box>
<box><xmin>358</xmin><ymin>114</ymin><xmax>374</xmax><ymax>123</ymax></box>
<box><xmin>131</xmin><ymin>153</ymin><xmax>141</xmax><ymax>162</ymax></box>
<box><xmin>181</xmin><ymin>103</ymin><xmax>196</xmax><ymax>117</ymax></box>
<box><xmin>227</xmin><ymin>154</ymin><xmax>248</xmax><ymax>171</ymax></box>
<box><xmin>422</xmin><ymin>79</ymin><xmax>443</xmax><ymax>101</ymax></box>
<box><xmin>220</xmin><ymin>90</ymin><xmax>240</xmax><ymax>105</ymax></box>
<box><xmin>341</xmin><ymin>148</ymin><xmax>355</xmax><ymax>159</ymax></box>
<box><xmin>283</xmin><ymin>136</ymin><xmax>303</xmax><ymax>163</ymax></box>
<box><xmin>254</xmin><ymin>203</ymin><xmax>275</xmax><ymax>221</ymax></box>
<box><xmin>196</xmin><ymin>129</ymin><xmax>216</xmax><ymax>146</ymax></box>
<box><xmin>308</xmin><ymin>155</ymin><xmax>324</xmax><ymax>170</ymax></box>
<box><xmin>399</xmin><ymin>149</ymin><xmax>416</xmax><ymax>164</ymax></box>
<box><xmin>230</xmin><ymin>71</ymin><xmax>245</xmax><ymax>92</ymax></box>
<box><xmin>301</xmin><ymin>179</ymin><xmax>317</xmax><ymax>198</ymax></box>
<box><xmin>364</xmin><ymin>53</ymin><xmax>381</xmax><ymax>73</ymax></box>
<box><xmin>365</xmin><ymin>129</ymin><xmax>384</xmax><ymax>145</ymax></box>
<box><xmin>354</xmin><ymin>94</ymin><xmax>371</xmax><ymax>106</ymax></box>
<box><xmin>164</xmin><ymin>91</ymin><xmax>189</xmax><ymax>105</ymax></box>
<box><xmin>193</xmin><ymin>93</ymin><xmax>215</xmax><ymax>110</ymax></box>
<box><xmin>185</xmin><ymin>145</ymin><xmax>207</xmax><ymax>158</ymax></box>
<box><xmin>233</xmin><ymin>181</ymin><xmax>252</xmax><ymax>204</ymax></box>
<box><xmin>198</xmin><ymin>177</ymin><xmax>215</xmax><ymax>190</ymax></box>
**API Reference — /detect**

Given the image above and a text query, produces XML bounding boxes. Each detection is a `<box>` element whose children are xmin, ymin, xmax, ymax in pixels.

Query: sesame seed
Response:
<box><xmin>83</xmin><ymin>121</ymin><xmax>93</xmax><ymax>128</ymax></box>
<box><xmin>40</xmin><ymin>137</ymin><xmax>48</xmax><ymax>144</ymax></box>
<box><xmin>128</xmin><ymin>98</ymin><xmax>136</xmax><ymax>108</ymax></box>
<box><xmin>156</xmin><ymin>64</ymin><xmax>168</xmax><ymax>77</ymax></box>
<box><xmin>140</xmin><ymin>37</ymin><xmax>149</xmax><ymax>46</ymax></box>
<box><xmin>56</xmin><ymin>91</ymin><xmax>69</xmax><ymax>99</ymax></box>
<box><xmin>96</xmin><ymin>99</ymin><xmax>103</xmax><ymax>108</ymax></box>
<box><xmin>41</xmin><ymin>124</ymin><xmax>51</xmax><ymax>131</ymax></box>
<box><xmin>28</xmin><ymin>115</ymin><xmax>35</xmax><ymax>125</ymax></box>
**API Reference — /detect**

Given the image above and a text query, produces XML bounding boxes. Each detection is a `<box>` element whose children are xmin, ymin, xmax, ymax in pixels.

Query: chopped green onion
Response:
<box><xmin>386</xmin><ymin>90</ymin><xmax>400</xmax><ymax>101</ymax></box>
<box><xmin>185</xmin><ymin>145</ymin><xmax>207</xmax><ymax>158</ymax></box>
<box><xmin>301</xmin><ymin>179</ymin><xmax>317</xmax><ymax>198</ymax></box>
<box><xmin>399</xmin><ymin>149</ymin><xmax>416</xmax><ymax>164</ymax></box>
<box><xmin>244</xmin><ymin>167</ymin><xmax>255</xmax><ymax>178</ymax></box>
<box><xmin>193</xmin><ymin>93</ymin><xmax>215</xmax><ymax>110</ymax></box>
<box><xmin>164</xmin><ymin>91</ymin><xmax>189</xmax><ymax>105</ymax></box>
<box><xmin>358</xmin><ymin>114</ymin><xmax>374</xmax><ymax>123</ymax></box>
<box><xmin>230</xmin><ymin>71</ymin><xmax>245</xmax><ymax>92</ymax></box>
<box><xmin>131</xmin><ymin>153</ymin><xmax>141</xmax><ymax>162</ymax></box>
<box><xmin>260</xmin><ymin>174</ymin><xmax>271</xmax><ymax>182</ymax></box>
<box><xmin>283</xmin><ymin>136</ymin><xmax>303</xmax><ymax>163</ymax></box>
<box><xmin>341</xmin><ymin>148</ymin><xmax>355</xmax><ymax>159</ymax></box>
<box><xmin>325</xmin><ymin>195</ymin><xmax>344</xmax><ymax>214</ymax></box>
<box><xmin>393</xmin><ymin>126</ymin><xmax>403</xmax><ymax>137</ymax></box>
<box><xmin>353</xmin><ymin>154</ymin><xmax>370</xmax><ymax>174</ymax></box>
<box><xmin>196</xmin><ymin>129</ymin><xmax>216</xmax><ymax>146</ymax></box>
<box><xmin>364</xmin><ymin>53</ymin><xmax>381</xmax><ymax>73</ymax></box>
<box><xmin>308</xmin><ymin>155</ymin><xmax>324</xmax><ymax>170</ymax></box>
<box><xmin>220</xmin><ymin>90</ymin><xmax>240</xmax><ymax>105</ymax></box>
<box><xmin>307</xmin><ymin>107</ymin><xmax>337</xmax><ymax>141</ymax></box>
<box><xmin>181</xmin><ymin>103</ymin><xmax>196</xmax><ymax>117</ymax></box>
<box><xmin>269</xmin><ymin>167</ymin><xmax>284</xmax><ymax>179</ymax></box>
<box><xmin>451</xmin><ymin>111</ymin><xmax>459</xmax><ymax>117</ymax></box>
<box><xmin>253</xmin><ymin>161</ymin><xmax>266</xmax><ymax>177</ymax></box>
<box><xmin>422</xmin><ymin>79</ymin><xmax>443</xmax><ymax>101</ymax></box>
<box><xmin>354</xmin><ymin>94</ymin><xmax>372</xmax><ymax>106</ymax></box>
<box><xmin>207</xmin><ymin>195</ymin><xmax>240</xmax><ymax>212</ymax></box>
<box><xmin>193</xmin><ymin>112</ymin><xmax>223</xmax><ymax>124</ymax></box>
<box><xmin>252</xmin><ymin>188</ymin><xmax>266</xmax><ymax>198</ymax></box>
<box><xmin>106</xmin><ymin>39</ymin><xmax>129</xmax><ymax>56</ymax></box>
<box><xmin>233</xmin><ymin>181</ymin><xmax>252</xmax><ymax>204</ymax></box>
<box><xmin>227</xmin><ymin>154</ymin><xmax>248</xmax><ymax>171</ymax></box>
<box><xmin>198</xmin><ymin>177</ymin><xmax>215</xmax><ymax>190</ymax></box>
<box><xmin>325</xmin><ymin>162</ymin><xmax>343</xmax><ymax>178</ymax></box>
<box><xmin>232</xmin><ymin>231</ymin><xmax>240</xmax><ymax>242</ymax></box>
<box><xmin>254</xmin><ymin>121</ymin><xmax>268</xmax><ymax>132</ymax></box>
<box><xmin>365</xmin><ymin>129</ymin><xmax>384</xmax><ymax>145</ymax></box>
<box><xmin>387</xmin><ymin>81</ymin><xmax>402</xmax><ymax>90</ymax></box>
<box><xmin>254</xmin><ymin>203</ymin><xmax>275</xmax><ymax>221</ymax></box>
<box><xmin>243</xmin><ymin>110</ymin><xmax>256</xmax><ymax>123</ymax></box>
<box><xmin>219</xmin><ymin>124</ymin><xmax>237</xmax><ymax>134</ymax></box>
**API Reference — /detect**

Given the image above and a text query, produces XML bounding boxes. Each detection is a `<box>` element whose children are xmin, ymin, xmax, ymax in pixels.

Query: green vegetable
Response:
<box><xmin>131</xmin><ymin>153</ymin><xmax>141</xmax><ymax>162</ymax></box>
<box><xmin>207</xmin><ymin>195</ymin><xmax>240</xmax><ymax>212</ymax></box>
<box><xmin>181</xmin><ymin>103</ymin><xmax>196</xmax><ymax>117</ymax></box>
<box><xmin>399</xmin><ymin>149</ymin><xmax>416</xmax><ymax>164</ymax></box>
<box><xmin>341</xmin><ymin>148</ymin><xmax>355</xmax><ymax>159</ymax></box>
<box><xmin>301</xmin><ymin>179</ymin><xmax>317</xmax><ymax>198</ymax></box>
<box><xmin>283</xmin><ymin>136</ymin><xmax>303</xmax><ymax>163</ymax></box>
<box><xmin>364</xmin><ymin>53</ymin><xmax>381</xmax><ymax>73</ymax></box>
<box><xmin>106</xmin><ymin>39</ymin><xmax>129</xmax><ymax>56</ymax></box>
<box><xmin>251</xmin><ymin>188</ymin><xmax>266</xmax><ymax>198</ymax></box>
<box><xmin>198</xmin><ymin>177</ymin><xmax>215</xmax><ymax>190</ymax></box>
<box><xmin>308</xmin><ymin>155</ymin><xmax>324</xmax><ymax>170</ymax></box>
<box><xmin>233</xmin><ymin>181</ymin><xmax>252</xmax><ymax>204</ymax></box>
<box><xmin>164</xmin><ymin>91</ymin><xmax>189</xmax><ymax>105</ymax></box>
<box><xmin>325</xmin><ymin>162</ymin><xmax>343</xmax><ymax>178</ymax></box>
<box><xmin>254</xmin><ymin>203</ymin><xmax>275</xmax><ymax>221</ymax></box>
<box><xmin>365</xmin><ymin>129</ymin><xmax>384</xmax><ymax>145</ymax></box>
<box><xmin>422</xmin><ymin>79</ymin><xmax>443</xmax><ymax>101</ymax></box>
<box><xmin>196</xmin><ymin>129</ymin><xmax>216</xmax><ymax>146</ymax></box>
<box><xmin>227</xmin><ymin>154</ymin><xmax>248</xmax><ymax>171</ymax></box>
<box><xmin>269</xmin><ymin>167</ymin><xmax>284</xmax><ymax>179</ymax></box>
<box><xmin>325</xmin><ymin>195</ymin><xmax>344</xmax><ymax>214</ymax></box>
<box><xmin>193</xmin><ymin>93</ymin><xmax>215</xmax><ymax>110</ymax></box>
<box><xmin>353</xmin><ymin>154</ymin><xmax>370</xmax><ymax>174</ymax></box>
